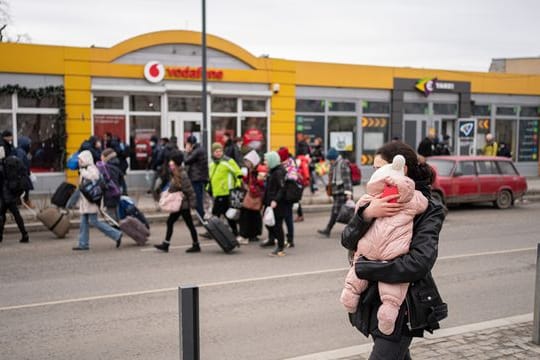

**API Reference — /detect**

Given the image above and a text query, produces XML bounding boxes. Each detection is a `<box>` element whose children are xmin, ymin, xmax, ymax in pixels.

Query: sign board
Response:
<box><xmin>457</xmin><ymin>118</ymin><xmax>477</xmax><ymax>155</ymax></box>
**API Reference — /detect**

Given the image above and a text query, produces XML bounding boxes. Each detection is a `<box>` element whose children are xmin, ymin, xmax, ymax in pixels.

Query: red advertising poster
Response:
<box><xmin>214</xmin><ymin>129</ymin><xmax>235</xmax><ymax>145</ymax></box>
<box><xmin>93</xmin><ymin>115</ymin><xmax>126</xmax><ymax>142</ymax></box>
<box><xmin>243</xmin><ymin>128</ymin><xmax>264</xmax><ymax>149</ymax></box>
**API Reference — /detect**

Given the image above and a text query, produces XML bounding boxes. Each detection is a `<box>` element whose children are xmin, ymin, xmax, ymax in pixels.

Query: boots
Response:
<box><xmin>186</xmin><ymin>243</ymin><xmax>201</xmax><ymax>253</ymax></box>
<box><xmin>20</xmin><ymin>233</ymin><xmax>29</xmax><ymax>243</ymax></box>
<box><xmin>154</xmin><ymin>241</ymin><xmax>170</xmax><ymax>253</ymax></box>
<box><xmin>285</xmin><ymin>234</ymin><xmax>294</xmax><ymax>248</ymax></box>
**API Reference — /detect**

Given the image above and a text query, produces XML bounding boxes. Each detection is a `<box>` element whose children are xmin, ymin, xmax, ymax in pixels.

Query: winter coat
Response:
<box><xmin>417</xmin><ymin>137</ymin><xmax>434</xmax><ymax>157</ymax></box>
<box><xmin>208</xmin><ymin>156</ymin><xmax>243</xmax><ymax>197</ymax></box>
<box><xmin>263</xmin><ymin>165</ymin><xmax>288</xmax><ymax>217</ymax></box>
<box><xmin>341</xmin><ymin>180</ymin><xmax>447</xmax><ymax>339</ymax></box>
<box><xmin>184</xmin><ymin>143</ymin><xmax>209</xmax><ymax>182</ymax></box>
<box><xmin>78</xmin><ymin>150</ymin><xmax>100</xmax><ymax>214</ymax></box>
<box><xmin>167</xmin><ymin>167</ymin><xmax>197</xmax><ymax>211</ymax></box>
<box><xmin>328</xmin><ymin>157</ymin><xmax>353</xmax><ymax>196</ymax></box>
<box><xmin>14</xmin><ymin>136</ymin><xmax>33</xmax><ymax>191</ymax></box>
<box><xmin>224</xmin><ymin>139</ymin><xmax>244</xmax><ymax>167</ymax></box>
<box><xmin>341</xmin><ymin>175</ymin><xmax>428</xmax><ymax>313</ymax></box>
<box><xmin>296</xmin><ymin>140</ymin><xmax>311</xmax><ymax>156</ymax></box>
<box><xmin>311</xmin><ymin>144</ymin><xmax>324</xmax><ymax>164</ymax></box>
<box><xmin>79</xmin><ymin>136</ymin><xmax>101</xmax><ymax>164</ymax></box>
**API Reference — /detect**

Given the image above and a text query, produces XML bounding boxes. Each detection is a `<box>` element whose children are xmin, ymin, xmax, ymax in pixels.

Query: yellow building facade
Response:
<box><xmin>1</xmin><ymin>30</ymin><xmax>540</xmax><ymax>189</ymax></box>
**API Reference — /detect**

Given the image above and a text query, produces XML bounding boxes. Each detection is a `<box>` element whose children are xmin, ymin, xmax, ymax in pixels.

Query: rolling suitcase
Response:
<box><xmin>37</xmin><ymin>207</ymin><xmax>71</xmax><ymax>238</ymax></box>
<box><xmin>51</xmin><ymin>182</ymin><xmax>77</xmax><ymax>208</ymax></box>
<box><xmin>197</xmin><ymin>213</ymin><xmax>238</xmax><ymax>253</ymax></box>
<box><xmin>118</xmin><ymin>196</ymin><xmax>150</xmax><ymax>229</ymax></box>
<box><xmin>119</xmin><ymin>216</ymin><xmax>149</xmax><ymax>246</ymax></box>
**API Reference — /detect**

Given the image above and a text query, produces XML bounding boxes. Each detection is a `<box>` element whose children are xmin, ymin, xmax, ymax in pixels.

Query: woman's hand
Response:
<box><xmin>363</xmin><ymin>194</ymin><xmax>403</xmax><ymax>221</ymax></box>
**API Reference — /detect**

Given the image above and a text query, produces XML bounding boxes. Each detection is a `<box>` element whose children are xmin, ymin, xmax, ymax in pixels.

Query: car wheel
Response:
<box><xmin>494</xmin><ymin>190</ymin><xmax>512</xmax><ymax>209</ymax></box>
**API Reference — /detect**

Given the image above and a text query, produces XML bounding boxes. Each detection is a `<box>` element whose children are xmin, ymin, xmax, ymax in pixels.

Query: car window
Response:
<box><xmin>497</xmin><ymin>161</ymin><xmax>519</xmax><ymax>175</ymax></box>
<box><xmin>457</xmin><ymin>161</ymin><xmax>475</xmax><ymax>175</ymax></box>
<box><xmin>476</xmin><ymin>160</ymin><xmax>499</xmax><ymax>175</ymax></box>
<box><xmin>426</xmin><ymin>159</ymin><xmax>454</xmax><ymax>176</ymax></box>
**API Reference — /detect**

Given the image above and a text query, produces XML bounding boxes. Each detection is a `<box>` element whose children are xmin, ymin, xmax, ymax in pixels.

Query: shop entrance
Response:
<box><xmin>168</xmin><ymin>113</ymin><xmax>202</xmax><ymax>149</ymax></box>
<box><xmin>404</xmin><ymin>116</ymin><xmax>456</xmax><ymax>153</ymax></box>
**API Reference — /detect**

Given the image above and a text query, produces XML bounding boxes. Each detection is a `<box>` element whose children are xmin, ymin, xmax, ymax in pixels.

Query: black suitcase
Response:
<box><xmin>51</xmin><ymin>182</ymin><xmax>77</xmax><ymax>208</ymax></box>
<box><xmin>197</xmin><ymin>214</ymin><xmax>238</xmax><ymax>253</ymax></box>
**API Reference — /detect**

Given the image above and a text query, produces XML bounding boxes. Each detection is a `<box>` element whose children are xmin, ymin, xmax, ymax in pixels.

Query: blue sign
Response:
<box><xmin>459</xmin><ymin>120</ymin><xmax>475</xmax><ymax>138</ymax></box>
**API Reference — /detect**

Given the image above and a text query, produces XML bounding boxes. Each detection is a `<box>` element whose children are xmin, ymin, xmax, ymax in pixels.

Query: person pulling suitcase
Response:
<box><xmin>154</xmin><ymin>150</ymin><xmax>200</xmax><ymax>253</ymax></box>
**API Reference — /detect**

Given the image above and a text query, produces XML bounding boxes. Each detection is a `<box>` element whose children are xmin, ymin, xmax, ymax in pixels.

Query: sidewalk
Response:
<box><xmin>288</xmin><ymin>314</ymin><xmax>540</xmax><ymax>359</ymax></box>
<box><xmin>6</xmin><ymin>176</ymin><xmax>540</xmax><ymax>233</ymax></box>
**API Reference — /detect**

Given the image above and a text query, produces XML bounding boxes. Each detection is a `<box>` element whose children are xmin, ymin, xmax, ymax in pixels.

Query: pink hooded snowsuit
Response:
<box><xmin>340</xmin><ymin>155</ymin><xmax>428</xmax><ymax>335</ymax></box>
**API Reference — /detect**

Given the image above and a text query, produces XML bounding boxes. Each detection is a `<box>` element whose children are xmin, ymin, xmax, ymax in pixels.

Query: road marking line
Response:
<box><xmin>0</xmin><ymin>247</ymin><xmax>536</xmax><ymax>311</ymax></box>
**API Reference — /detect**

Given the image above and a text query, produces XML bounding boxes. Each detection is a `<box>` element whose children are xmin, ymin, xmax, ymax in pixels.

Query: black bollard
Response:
<box><xmin>179</xmin><ymin>285</ymin><xmax>200</xmax><ymax>360</ymax></box>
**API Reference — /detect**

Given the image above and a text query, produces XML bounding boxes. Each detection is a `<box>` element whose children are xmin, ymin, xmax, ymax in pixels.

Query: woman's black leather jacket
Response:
<box><xmin>341</xmin><ymin>183</ymin><xmax>447</xmax><ymax>338</ymax></box>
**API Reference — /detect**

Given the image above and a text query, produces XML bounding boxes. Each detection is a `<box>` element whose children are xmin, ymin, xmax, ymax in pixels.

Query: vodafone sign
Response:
<box><xmin>143</xmin><ymin>61</ymin><xmax>224</xmax><ymax>83</ymax></box>
<box><xmin>144</xmin><ymin>61</ymin><xmax>165</xmax><ymax>83</ymax></box>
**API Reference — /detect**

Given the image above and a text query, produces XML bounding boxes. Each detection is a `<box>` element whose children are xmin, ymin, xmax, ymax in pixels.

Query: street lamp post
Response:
<box><xmin>201</xmin><ymin>0</ymin><xmax>208</xmax><ymax>151</ymax></box>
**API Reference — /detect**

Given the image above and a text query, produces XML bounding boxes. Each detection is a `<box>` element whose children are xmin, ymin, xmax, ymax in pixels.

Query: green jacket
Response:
<box><xmin>208</xmin><ymin>156</ymin><xmax>243</xmax><ymax>197</ymax></box>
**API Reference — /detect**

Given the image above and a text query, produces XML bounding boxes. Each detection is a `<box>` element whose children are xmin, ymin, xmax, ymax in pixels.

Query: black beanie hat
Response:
<box><xmin>169</xmin><ymin>150</ymin><xmax>184</xmax><ymax>166</ymax></box>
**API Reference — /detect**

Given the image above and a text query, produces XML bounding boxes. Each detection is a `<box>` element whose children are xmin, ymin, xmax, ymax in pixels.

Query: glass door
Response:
<box><xmin>169</xmin><ymin>113</ymin><xmax>202</xmax><ymax>149</ymax></box>
<box><xmin>403</xmin><ymin>118</ymin><xmax>428</xmax><ymax>150</ymax></box>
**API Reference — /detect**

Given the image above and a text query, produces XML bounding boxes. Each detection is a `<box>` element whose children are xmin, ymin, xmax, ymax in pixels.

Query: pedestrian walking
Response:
<box><xmin>261</xmin><ymin>151</ymin><xmax>288</xmax><ymax>256</ymax></box>
<box><xmin>0</xmin><ymin>152</ymin><xmax>29</xmax><ymax>244</ymax></box>
<box><xmin>72</xmin><ymin>150</ymin><xmax>122</xmax><ymax>251</ymax></box>
<box><xmin>483</xmin><ymin>133</ymin><xmax>498</xmax><ymax>156</ymax></box>
<box><xmin>184</xmin><ymin>135</ymin><xmax>209</xmax><ymax>219</ymax></box>
<box><xmin>341</xmin><ymin>140</ymin><xmax>447</xmax><ymax>358</ymax></box>
<box><xmin>204</xmin><ymin>142</ymin><xmax>243</xmax><ymax>237</ymax></box>
<box><xmin>237</xmin><ymin>150</ymin><xmax>264</xmax><ymax>245</ymax></box>
<box><xmin>310</xmin><ymin>137</ymin><xmax>326</xmax><ymax>192</ymax></box>
<box><xmin>154</xmin><ymin>150</ymin><xmax>200</xmax><ymax>253</ymax></box>
<box><xmin>317</xmin><ymin>147</ymin><xmax>352</xmax><ymax>237</ymax></box>
<box><xmin>14</xmin><ymin>135</ymin><xmax>35</xmax><ymax>208</ymax></box>
<box><xmin>96</xmin><ymin>148</ymin><xmax>122</xmax><ymax>221</ymax></box>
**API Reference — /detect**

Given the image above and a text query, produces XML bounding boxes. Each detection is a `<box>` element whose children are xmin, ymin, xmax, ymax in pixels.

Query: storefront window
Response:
<box><xmin>94</xmin><ymin>115</ymin><xmax>126</xmax><ymax>142</ymax></box>
<box><xmin>0</xmin><ymin>113</ymin><xmax>12</xmax><ymax>132</ymax></box>
<box><xmin>18</xmin><ymin>94</ymin><xmax>58</xmax><ymax>108</ymax></box>
<box><xmin>404</xmin><ymin>102</ymin><xmax>428</xmax><ymax>114</ymax></box>
<box><xmin>295</xmin><ymin>115</ymin><xmax>325</xmax><ymax>153</ymax></box>
<box><xmin>433</xmin><ymin>103</ymin><xmax>458</xmax><ymax>115</ymax></box>
<box><xmin>94</xmin><ymin>96</ymin><xmax>123</xmax><ymax>110</ymax></box>
<box><xmin>475</xmin><ymin>118</ymin><xmax>490</xmax><ymax>155</ymax></box>
<box><xmin>211</xmin><ymin>97</ymin><xmax>237</xmax><ymax>113</ymax></box>
<box><xmin>212</xmin><ymin>116</ymin><xmax>237</xmax><ymax>144</ymax></box>
<box><xmin>517</xmin><ymin>119</ymin><xmax>539</xmax><ymax>161</ymax></box>
<box><xmin>328</xmin><ymin>101</ymin><xmax>355</xmax><ymax>112</ymax></box>
<box><xmin>495</xmin><ymin>119</ymin><xmax>517</xmax><ymax>160</ymax></box>
<box><xmin>361</xmin><ymin>116</ymin><xmax>390</xmax><ymax>165</ymax></box>
<box><xmin>241</xmin><ymin>117</ymin><xmax>267</xmax><ymax>153</ymax></box>
<box><xmin>328</xmin><ymin>116</ymin><xmax>356</xmax><ymax>163</ymax></box>
<box><xmin>17</xmin><ymin>114</ymin><xmax>62</xmax><ymax>172</ymax></box>
<box><xmin>242</xmin><ymin>99</ymin><xmax>266</xmax><ymax>112</ymax></box>
<box><xmin>473</xmin><ymin>104</ymin><xmax>491</xmax><ymax>116</ymax></box>
<box><xmin>0</xmin><ymin>93</ymin><xmax>11</xmax><ymax>109</ymax></box>
<box><xmin>520</xmin><ymin>106</ymin><xmax>540</xmax><ymax>117</ymax></box>
<box><xmin>129</xmin><ymin>116</ymin><xmax>160</xmax><ymax>170</ymax></box>
<box><xmin>362</xmin><ymin>101</ymin><xmax>390</xmax><ymax>114</ymax></box>
<box><xmin>496</xmin><ymin>106</ymin><xmax>517</xmax><ymax>116</ymax></box>
<box><xmin>130</xmin><ymin>95</ymin><xmax>160</xmax><ymax>112</ymax></box>
<box><xmin>296</xmin><ymin>99</ymin><xmax>325</xmax><ymax>113</ymax></box>
<box><xmin>169</xmin><ymin>96</ymin><xmax>201</xmax><ymax>112</ymax></box>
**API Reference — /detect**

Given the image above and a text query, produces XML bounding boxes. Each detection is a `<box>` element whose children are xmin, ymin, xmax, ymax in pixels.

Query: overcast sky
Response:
<box><xmin>6</xmin><ymin>0</ymin><xmax>540</xmax><ymax>72</ymax></box>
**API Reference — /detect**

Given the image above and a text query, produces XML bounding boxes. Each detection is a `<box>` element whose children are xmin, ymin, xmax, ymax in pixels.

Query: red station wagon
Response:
<box><xmin>427</xmin><ymin>156</ymin><xmax>528</xmax><ymax>209</ymax></box>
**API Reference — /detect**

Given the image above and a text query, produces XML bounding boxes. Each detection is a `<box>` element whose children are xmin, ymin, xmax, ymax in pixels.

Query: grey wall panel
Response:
<box><xmin>296</xmin><ymin>86</ymin><xmax>390</xmax><ymax>101</ymax></box>
<box><xmin>0</xmin><ymin>73</ymin><xmax>63</xmax><ymax>87</ymax></box>
<box><xmin>113</xmin><ymin>44</ymin><xmax>251</xmax><ymax>70</ymax></box>
<box><xmin>471</xmin><ymin>94</ymin><xmax>540</xmax><ymax>105</ymax></box>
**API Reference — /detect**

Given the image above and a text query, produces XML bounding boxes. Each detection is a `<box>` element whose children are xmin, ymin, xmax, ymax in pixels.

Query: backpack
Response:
<box><xmin>3</xmin><ymin>156</ymin><xmax>27</xmax><ymax>195</ymax></box>
<box><xmin>349</xmin><ymin>162</ymin><xmax>362</xmax><ymax>185</ymax></box>
<box><xmin>284</xmin><ymin>179</ymin><xmax>304</xmax><ymax>203</ymax></box>
<box><xmin>79</xmin><ymin>176</ymin><xmax>105</xmax><ymax>204</ymax></box>
<box><xmin>96</xmin><ymin>162</ymin><xmax>121</xmax><ymax>198</ymax></box>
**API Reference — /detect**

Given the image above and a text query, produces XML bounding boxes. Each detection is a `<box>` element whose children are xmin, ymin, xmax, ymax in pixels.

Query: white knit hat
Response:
<box><xmin>369</xmin><ymin>154</ymin><xmax>406</xmax><ymax>184</ymax></box>
<box><xmin>244</xmin><ymin>150</ymin><xmax>260</xmax><ymax>167</ymax></box>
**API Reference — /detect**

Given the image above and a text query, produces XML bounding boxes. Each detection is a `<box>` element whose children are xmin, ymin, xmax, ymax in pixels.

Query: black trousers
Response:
<box><xmin>267</xmin><ymin>212</ymin><xmax>285</xmax><ymax>250</ymax></box>
<box><xmin>0</xmin><ymin>201</ymin><xmax>27</xmax><ymax>238</ymax></box>
<box><xmin>368</xmin><ymin>335</ymin><xmax>412</xmax><ymax>360</ymax></box>
<box><xmin>165</xmin><ymin>208</ymin><xmax>198</xmax><ymax>245</ymax></box>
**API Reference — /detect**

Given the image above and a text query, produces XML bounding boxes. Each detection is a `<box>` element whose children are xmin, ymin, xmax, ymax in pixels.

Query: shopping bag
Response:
<box><xmin>263</xmin><ymin>207</ymin><xmax>275</xmax><ymax>227</ymax></box>
<box><xmin>336</xmin><ymin>199</ymin><xmax>356</xmax><ymax>224</ymax></box>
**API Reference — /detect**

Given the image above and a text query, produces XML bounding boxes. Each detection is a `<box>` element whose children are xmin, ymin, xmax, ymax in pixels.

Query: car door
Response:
<box><xmin>475</xmin><ymin>160</ymin><xmax>501</xmax><ymax>201</ymax></box>
<box><xmin>450</xmin><ymin>160</ymin><xmax>479</xmax><ymax>203</ymax></box>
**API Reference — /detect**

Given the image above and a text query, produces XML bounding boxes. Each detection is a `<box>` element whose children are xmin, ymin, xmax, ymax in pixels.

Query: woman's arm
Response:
<box><xmin>355</xmin><ymin>201</ymin><xmax>445</xmax><ymax>284</ymax></box>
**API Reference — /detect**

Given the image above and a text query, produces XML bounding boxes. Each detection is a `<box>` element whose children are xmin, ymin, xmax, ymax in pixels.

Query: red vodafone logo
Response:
<box><xmin>144</xmin><ymin>61</ymin><xmax>165</xmax><ymax>83</ymax></box>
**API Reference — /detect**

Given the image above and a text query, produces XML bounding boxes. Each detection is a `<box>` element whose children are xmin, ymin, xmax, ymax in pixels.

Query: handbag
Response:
<box><xmin>243</xmin><ymin>191</ymin><xmax>263</xmax><ymax>211</ymax></box>
<box><xmin>159</xmin><ymin>190</ymin><xmax>183</xmax><ymax>213</ymax></box>
<box><xmin>79</xmin><ymin>177</ymin><xmax>105</xmax><ymax>204</ymax></box>
<box><xmin>336</xmin><ymin>199</ymin><xmax>356</xmax><ymax>224</ymax></box>
<box><xmin>229</xmin><ymin>187</ymin><xmax>247</xmax><ymax>209</ymax></box>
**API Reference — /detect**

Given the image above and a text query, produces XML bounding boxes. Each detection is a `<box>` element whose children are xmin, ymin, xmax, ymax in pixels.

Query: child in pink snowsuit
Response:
<box><xmin>340</xmin><ymin>154</ymin><xmax>428</xmax><ymax>335</ymax></box>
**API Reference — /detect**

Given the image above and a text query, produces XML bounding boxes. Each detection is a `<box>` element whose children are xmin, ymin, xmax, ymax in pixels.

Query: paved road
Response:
<box><xmin>1</xmin><ymin>202</ymin><xmax>539</xmax><ymax>359</ymax></box>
